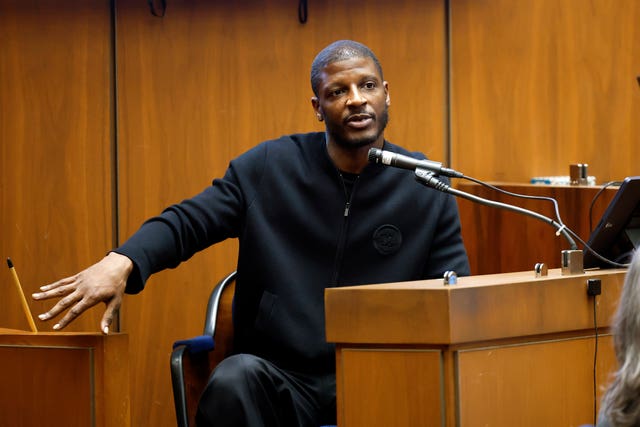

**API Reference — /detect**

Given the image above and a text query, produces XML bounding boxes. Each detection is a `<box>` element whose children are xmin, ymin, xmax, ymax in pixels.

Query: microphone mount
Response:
<box><xmin>414</xmin><ymin>168</ymin><xmax>583</xmax><ymax>274</ymax></box>
<box><xmin>367</xmin><ymin>147</ymin><xmax>586</xmax><ymax>273</ymax></box>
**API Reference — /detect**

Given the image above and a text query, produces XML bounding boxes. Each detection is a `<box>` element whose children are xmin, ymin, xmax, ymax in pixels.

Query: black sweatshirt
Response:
<box><xmin>115</xmin><ymin>132</ymin><xmax>470</xmax><ymax>373</ymax></box>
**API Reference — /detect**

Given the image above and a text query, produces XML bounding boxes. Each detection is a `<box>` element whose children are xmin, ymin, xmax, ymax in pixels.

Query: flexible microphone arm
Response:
<box><xmin>414</xmin><ymin>169</ymin><xmax>579</xmax><ymax>251</ymax></box>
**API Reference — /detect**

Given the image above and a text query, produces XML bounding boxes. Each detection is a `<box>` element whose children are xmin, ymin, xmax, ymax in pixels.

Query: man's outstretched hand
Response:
<box><xmin>32</xmin><ymin>252</ymin><xmax>133</xmax><ymax>334</ymax></box>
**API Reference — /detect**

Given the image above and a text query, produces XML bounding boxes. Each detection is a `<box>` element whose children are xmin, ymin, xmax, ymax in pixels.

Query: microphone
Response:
<box><xmin>368</xmin><ymin>148</ymin><xmax>463</xmax><ymax>178</ymax></box>
<box><xmin>369</xmin><ymin>146</ymin><xmax>583</xmax><ymax>267</ymax></box>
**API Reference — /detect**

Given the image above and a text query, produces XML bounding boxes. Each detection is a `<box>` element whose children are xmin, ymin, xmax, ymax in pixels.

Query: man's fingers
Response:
<box><xmin>50</xmin><ymin>296</ymin><xmax>92</xmax><ymax>330</ymax></box>
<box><xmin>37</xmin><ymin>290</ymin><xmax>83</xmax><ymax>322</ymax></box>
<box><xmin>100</xmin><ymin>296</ymin><xmax>122</xmax><ymax>335</ymax></box>
<box><xmin>32</xmin><ymin>281</ymin><xmax>75</xmax><ymax>301</ymax></box>
<box><xmin>36</xmin><ymin>275</ymin><xmax>77</xmax><ymax>294</ymax></box>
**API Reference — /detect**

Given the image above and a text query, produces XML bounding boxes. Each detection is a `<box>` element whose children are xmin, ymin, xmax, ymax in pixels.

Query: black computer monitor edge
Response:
<box><xmin>583</xmin><ymin>176</ymin><xmax>640</xmax><ymax>269</ymax></box>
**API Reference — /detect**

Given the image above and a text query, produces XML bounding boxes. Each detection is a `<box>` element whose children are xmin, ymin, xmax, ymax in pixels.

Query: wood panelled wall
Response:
<box><xmin>451</xmin><ymin>0</ymin><xmax>640</xmax><ymax>182</ymax></box>
<box><xmin>0</xmin><ymin>0</ymin><xmax>113</xmax><ymax>332</ymax></box>
<box><xmin>0</xmin><ymin>1</ymin><xmax>637</xmax><ymax>426</ymax></box>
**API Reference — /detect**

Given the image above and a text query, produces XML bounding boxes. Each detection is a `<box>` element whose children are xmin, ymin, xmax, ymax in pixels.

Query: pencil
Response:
<box><xmin>6</xmin><ymin>258</ymin><xmax>38</xmax><ymax>333</ymax></box>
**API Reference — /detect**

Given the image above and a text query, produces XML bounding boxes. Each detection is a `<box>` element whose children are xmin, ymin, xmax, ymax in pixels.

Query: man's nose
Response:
<box><xmin>346</xmin><ymin>86</ymin><xmax>366</xmax><ymax>106</ymax></box>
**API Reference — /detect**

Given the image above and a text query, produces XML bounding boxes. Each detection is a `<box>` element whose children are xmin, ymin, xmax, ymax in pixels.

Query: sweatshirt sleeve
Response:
<box><xmin>113</xmin><ymin>163</ymin><xmax>249</xmax><ymax>294</ymax></box>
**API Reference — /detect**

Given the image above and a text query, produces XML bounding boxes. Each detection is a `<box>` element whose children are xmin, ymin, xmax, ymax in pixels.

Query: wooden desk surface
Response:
<box><xmin>325</xmin><ymin>268</ymin><xmax>625</xmax><ymax>345</ymax></box>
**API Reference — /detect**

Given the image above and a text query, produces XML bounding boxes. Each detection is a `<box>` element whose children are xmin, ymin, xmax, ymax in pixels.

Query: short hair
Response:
<box><xmin>310</xmin><ymin>40</ymin><xmax>384</xmax><ymax>97</ymax></box>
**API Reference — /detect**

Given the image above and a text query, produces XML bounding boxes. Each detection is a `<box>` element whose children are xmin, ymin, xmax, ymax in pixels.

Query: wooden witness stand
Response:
<box><xmin>0</xmin><ymin>330</ymin><xmax>130</xmax><ymax>427</ymax></box>
<box><xmin>325</xmin><ymin>268</ymin><xmax>625</xmax><ymax>426</ymax></box>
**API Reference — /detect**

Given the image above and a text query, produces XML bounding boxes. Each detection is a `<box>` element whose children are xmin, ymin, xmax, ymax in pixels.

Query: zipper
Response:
<box><xmin>331</xmin><ymin>172</ymin><xmax>359</xmax><ymax>285</ymax></box>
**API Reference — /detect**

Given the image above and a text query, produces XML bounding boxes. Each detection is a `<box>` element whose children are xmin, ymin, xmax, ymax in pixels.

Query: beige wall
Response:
<box><xmin>1</xmin><ymin>1</ymin><xmax>638</xmax><ymax>425</ymax></box>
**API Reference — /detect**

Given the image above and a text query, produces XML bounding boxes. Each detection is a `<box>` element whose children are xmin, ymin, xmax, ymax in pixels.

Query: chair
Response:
<box><xmin>170</xmin><ymin>270</ymin><xmax>237</xmax><ymax>427</ymax></box>
<box><xmin>169</xmin><ymin>270</ymin><xmax>337</xmax><ymax>427</ymax></box>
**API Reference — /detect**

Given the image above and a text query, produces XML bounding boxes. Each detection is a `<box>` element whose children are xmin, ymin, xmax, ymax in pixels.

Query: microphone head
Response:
<box><xmin>368</xmin><ymin>147</ymin><xmax>382</xmax><ymax>163</ymax></box>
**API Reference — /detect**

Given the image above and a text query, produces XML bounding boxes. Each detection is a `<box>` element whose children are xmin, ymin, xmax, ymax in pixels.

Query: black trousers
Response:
<box><xmin>195</xmin><ymin>354</ymin><xmax>337</xmax><ymax>427</ymax></box>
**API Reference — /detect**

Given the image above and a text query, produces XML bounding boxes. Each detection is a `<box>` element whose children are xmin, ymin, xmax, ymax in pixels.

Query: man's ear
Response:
<box><xmin>311</xmin><ymin>97</ymin><xmax>323</xmax><ymax>121</ymax></box>
<box><xmin>384</xmin><ymin>81</ymin><xmax>391</xmax><ymax>107</ymax></box>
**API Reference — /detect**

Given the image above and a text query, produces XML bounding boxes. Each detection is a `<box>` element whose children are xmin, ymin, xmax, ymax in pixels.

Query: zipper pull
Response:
<box><xmin>344</xmin><ymin>201</ymin><xmax>351</xmax><ymax>217</ymax></box>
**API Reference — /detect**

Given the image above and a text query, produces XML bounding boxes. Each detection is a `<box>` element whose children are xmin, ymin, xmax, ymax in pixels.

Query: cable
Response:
<box><xmin>148</xmin><ymin>0</ymin><xmax>166</xmax><ymax>17</ymax></box>
<box><xmin>372</xmin><ymin>148</ymin><xmax>634</xmax><ymax>268</ymax></box>
<box><xmin>416</xmin><ymin>171</ymin><xmax>579</xmax><ymax>249</ymax></box>
<box><xmin>463</xmin><ymin>175</ymin><xmax>567</xmax><ymax>235</ymax></box>
<box><xmin>298</xmin><ymin>0</ymin><xmax>308</xmax><ymax>23</ymax></box>
<box><xmin>461</xmin><ymin>175</ymin><xmax>631</xmax><ymax>269</ymax></box>
<box><xmin>564</xmin><ymin>224</ymin><xmax>630</xmax><ymax>268</ymax></box>
<box><xmin>592</xmin><ymin>294</ymin><xmax>599</xmax><ymax>425</ymax></box>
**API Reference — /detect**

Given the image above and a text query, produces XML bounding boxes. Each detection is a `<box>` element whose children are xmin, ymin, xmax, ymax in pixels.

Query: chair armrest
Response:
<box><xmin>170</xmin><ymin>345</ymin><xmax>191</xmax><ymax>427</ymax></box>
<box><xmin>170</xmin><ymin>336</ymin><xmax>216</xmax><ymax>427</ymax></box>
<box><xmin>173</xmin><ymin>335</ymin><xmax>215</xmax><ymax>353</ymax></box>
<box><xmin>170</xmin><ymin>271</ymin><xmax>236</xmax><ymax>427</ymax></box>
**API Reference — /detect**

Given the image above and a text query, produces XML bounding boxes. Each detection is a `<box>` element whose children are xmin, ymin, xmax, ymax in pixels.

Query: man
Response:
<box><xmin>33</xmin><ymin>40</ymin><xmax>469</xmax><ymax>426</ymax></box>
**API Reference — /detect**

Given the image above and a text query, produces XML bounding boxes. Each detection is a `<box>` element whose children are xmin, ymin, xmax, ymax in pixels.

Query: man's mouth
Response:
<box><xmin>345</xmin><ymin>113</ymin><xmax>374</xmax><ymax>129</ymax></box>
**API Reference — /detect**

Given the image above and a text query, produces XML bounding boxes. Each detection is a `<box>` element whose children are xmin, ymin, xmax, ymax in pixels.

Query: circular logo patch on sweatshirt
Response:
<box><xmin>372</xmin><ymin>224</ymin><xmax>402</xmax><ymax>255</ymax></box>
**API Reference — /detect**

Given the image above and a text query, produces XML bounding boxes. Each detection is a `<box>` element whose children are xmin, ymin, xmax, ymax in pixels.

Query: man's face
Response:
<box><xmin>312</xmin><ymin>56</ymin><xmax>390</xmax><ymax>149</ymax></box>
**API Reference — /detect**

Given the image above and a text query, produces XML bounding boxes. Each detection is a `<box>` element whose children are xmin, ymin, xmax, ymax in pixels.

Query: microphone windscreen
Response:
<box><xmin>367</xmin><ymin>148</ymin><xmax>380</xmax><ymax>163</ymax></box>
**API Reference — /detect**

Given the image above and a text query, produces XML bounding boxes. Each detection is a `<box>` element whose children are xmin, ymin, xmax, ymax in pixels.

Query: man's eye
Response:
<box><xmin>331</xmin><ymin>89</ymin><xmax>345</xmax><ymax>97</ymax></box>
<box><xmin>363</xmin><ymin>82</ymin><xmax>376</xmax><ymax>90</ymax></box>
